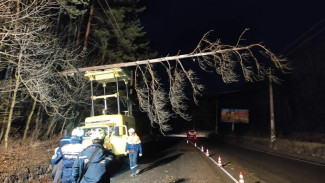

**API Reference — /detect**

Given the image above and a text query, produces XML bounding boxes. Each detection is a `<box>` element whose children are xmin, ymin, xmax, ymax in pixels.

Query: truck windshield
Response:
<box><xmin>83</xmin><ymin>127</ymin><xmax>112</xmax><ymax>137</ymax></box>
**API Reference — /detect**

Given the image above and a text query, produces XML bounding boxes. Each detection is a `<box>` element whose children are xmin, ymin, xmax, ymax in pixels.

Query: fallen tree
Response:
<box><xmin>60</xmin><ymin>30</ymin><xmax>290</xmax><ymax>133</ymax></box>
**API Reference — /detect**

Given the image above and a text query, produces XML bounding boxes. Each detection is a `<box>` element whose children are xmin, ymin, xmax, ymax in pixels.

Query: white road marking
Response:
<box><xmin>187</xmin><ymin>139</ymin><xmax>239</xmax><ymax>183</ymax></box>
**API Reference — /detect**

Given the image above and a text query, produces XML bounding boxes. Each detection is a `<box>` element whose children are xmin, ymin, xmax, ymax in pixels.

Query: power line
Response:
<box><xmin>281</xmin><ymin>18</ymin><xmax>325</xmax><ymax>56</ymax></box>
<box><xmin>98</xmin><ymin>0</ymin><xmax>132</xmax><ymax>55</ymax></box>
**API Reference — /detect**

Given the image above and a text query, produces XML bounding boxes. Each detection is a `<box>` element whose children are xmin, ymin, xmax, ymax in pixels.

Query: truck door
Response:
<box><xmin>110</xmin><ymin>125</ymin><xmax>128</xmax><ymax>155</ymax></box>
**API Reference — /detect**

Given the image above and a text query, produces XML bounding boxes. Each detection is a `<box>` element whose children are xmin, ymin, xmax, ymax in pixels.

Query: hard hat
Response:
<box><xmin>71</xmin><ymin>127</ymin><xmax>84</xmax><ymax>137</ymax></box>
<box><xmin>91</xmin><ymin>128</ymin><xmax>105</xmax><ymax>140</ymax></box>
<box><xmin>128</xmin><ymin>128</ymin><xmax>135</xmax><ymax>133</ymax></box>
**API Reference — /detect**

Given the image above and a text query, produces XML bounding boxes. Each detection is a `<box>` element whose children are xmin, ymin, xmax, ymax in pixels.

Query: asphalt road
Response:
<box><xmin>110</xmin><ymin>137</ymin><xmax>325</xmax><ymax>183</ymax></box>
<box><xmin>110</xmin><ymin>137</ymin><xmax>235</xmax><ymax>183</ymax></box>
<box><xmin>199</xmin><ymin>138</ymin><xmax>325</xmax><ymax>183</ymax></box>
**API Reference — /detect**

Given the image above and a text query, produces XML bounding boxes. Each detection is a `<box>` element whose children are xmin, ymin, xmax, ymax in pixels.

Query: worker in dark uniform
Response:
<box><xmin>61</xmin><ymin>127</ymin><xmax>84</xmax><ymax>183</ymax></box>
<box><xmin>72</xmin><ymin>128</ymin><xmax>114</xmax><ymax>183</ymax></box>
<box><xmin>51</xmin><ymin>135</ymin><xmax>72</xmax><ymax>183</ymax></box>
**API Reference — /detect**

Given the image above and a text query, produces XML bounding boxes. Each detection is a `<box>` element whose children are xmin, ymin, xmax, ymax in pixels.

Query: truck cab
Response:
<box><xmin>80</xmin><ymin>68</ymin><xmax>135</xmax><ymax>156</ymax></box>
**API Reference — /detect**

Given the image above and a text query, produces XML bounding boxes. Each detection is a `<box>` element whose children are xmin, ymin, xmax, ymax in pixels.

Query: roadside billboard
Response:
<box><xmin>221</xmin><ymin>108</ymin><xmax>249</xmax><ymax>123</ymax></box>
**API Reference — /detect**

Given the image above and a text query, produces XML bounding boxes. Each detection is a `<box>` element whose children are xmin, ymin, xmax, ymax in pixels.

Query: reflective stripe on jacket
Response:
<box><xmin>51</xmin><ymin>136</ymin><xmax>72</xmax><ymax>165</ymax></box>
<box><xmin>61</xmin><ymin>138</ymin><xmax>83</xmax><ymax>183</ymax></box>
<box><xmin>125</xmin><ymin>134</ymin><xmax>142</xmax><ymax>154</ymax></box>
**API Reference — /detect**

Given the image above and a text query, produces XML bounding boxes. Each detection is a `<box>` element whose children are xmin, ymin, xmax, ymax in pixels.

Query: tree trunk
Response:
<box><xmin>60</xmin><ymin>45</ymin><xmax>262</xmax><ymax>75</ymax></box>
<box><xmin>4</xmin><ymin>75</ymin><xmax>20</xmax><ymax>150</ymax></box>
<box><xmin>45</xmin><ymin>115</ymin><xmax>57</xmax><ymax>138</ymax></box>
<box><xmin>76</xmin><ymin>13</ymin><xmax>84</xmax><ymax>46</ymax></box>
<box><xmin>50</xmin><ymin>121</ymin><xmax>57</xmax><ymax>139</ymax></box>
<box><xmin>100</xmin><ymin>43</ymin><xmax>107</xmax><ymax>65</ymax></box>
<box><xmin>56</xmin><ymin>7</ymin><xmax>62</xmax><ymax>35</ymax></box>
<box><xmin>60</xmin><ymin>119</ymin><xmax>67</xmax><ymax>136</ymax></box>
<box><xmin>32</xmin><ymin>105</ymin><xmax>42</xmax><ymax>141</ymax></box>
<box><xmin>0</xmin><ymin>106</ymin><xmax>9</xmax><ymax>143</ymax></box>
<box><xmin>23</xmin><ymin>96</ymin><xmax>37</xmax><ymax>142</ymax></box>
<box><xmin>0</xmin><ymin>125</ymin><xmax>4</xmax><ymax>143</ymax></box>
<box><xmin>83</xmin><ymin>1</ymin><xmax>94</xmax><ymax>50</ymax></box>
<box><xmin>68</xmin><ymin>20</ymin><xmax>73</xmax><ymax>45</ymax></box>
<box><xmin>1</xmin><ymin>65</ymin><xmax>13</xmax><ymax>144</ymax></box>
<box><xmin>4</xmin><ymin>0</ymin><xmax>21</xmax><ymax>150</ymax></box>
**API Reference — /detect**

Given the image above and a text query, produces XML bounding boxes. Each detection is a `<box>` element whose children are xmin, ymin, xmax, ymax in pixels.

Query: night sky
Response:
<box><xmin>140</xmin><ymin>0</ymin><xmax>324</xmax><ymax>94</ymax></box>
<box><xmin>138</xmin><ymin>0</ymin><xmax>325</xmax><ymax>134</ymax></box>
<box><xmin>140</xmin><ymin>0</ymin><xmax>324</xmax><ymax>55</ymax></box>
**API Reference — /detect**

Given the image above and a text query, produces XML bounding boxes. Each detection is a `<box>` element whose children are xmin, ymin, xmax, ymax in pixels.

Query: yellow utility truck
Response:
<box><xmin>80</xmin><ymin>68</ymin><xmax>135</xmax><ymax>156</ymax></box>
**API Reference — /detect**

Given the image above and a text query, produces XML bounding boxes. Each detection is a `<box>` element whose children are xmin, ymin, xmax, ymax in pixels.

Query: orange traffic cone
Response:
<box><xmin>206</xmin><ymin>149</ymin><xmax>209</xmax><ymax>157</ymax></box>
<box><xmin>201</xmin><ymin>146</ymin><xmax>204</xmax><ymax>152</ymax></box>
<box><xmin>217</xmin><ymin>156</ymin><xmax>222</xmax><ymax>167</ymax></box>
<box><xmin>239</xmin><ymin>172</ymin><xmax>244</xmax><ymax>183</ymax></box>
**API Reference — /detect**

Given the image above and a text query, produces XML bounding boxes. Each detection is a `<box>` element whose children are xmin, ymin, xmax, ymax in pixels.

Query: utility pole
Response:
<box><xmin>215</xmin><ymin>101</ymin><xmax>218</xmax><ymax>134</ymax></box>
<box><xmin>269</xmin><ymin>68</ymin><xmax>276</xmax><ymax>148</ymax></box>
<box><xmin>193</xmin><ymin>108</ymin><xmax>196</xmax><ymax>130</ymax></box>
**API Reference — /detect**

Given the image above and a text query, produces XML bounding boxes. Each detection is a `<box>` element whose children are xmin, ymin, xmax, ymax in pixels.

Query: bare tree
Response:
<box><xmin>0</xmin><ymin>0</ymin><xmax>88</xmax><ymax>149</ymax></box>
<box><xmin>22</xmin><ymin>96</ymin><xmax>37</xmax><ymax>141</ymax></box>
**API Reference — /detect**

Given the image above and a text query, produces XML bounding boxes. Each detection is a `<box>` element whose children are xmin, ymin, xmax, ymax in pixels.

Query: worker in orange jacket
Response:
<box><xmin>124</xmin><ymin>128</ymin><xmax>142</xmax><ymax>177</ymax></box>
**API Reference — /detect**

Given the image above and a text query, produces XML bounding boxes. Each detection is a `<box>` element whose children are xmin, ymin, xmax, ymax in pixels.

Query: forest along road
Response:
<box><xmin>110</xmin><ymin>137</ymin><xmax>238</xmax><ymax>183</ymax></box>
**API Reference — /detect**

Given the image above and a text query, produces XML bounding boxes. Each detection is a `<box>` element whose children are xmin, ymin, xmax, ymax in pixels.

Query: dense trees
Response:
<box><xmin>0</xmin><ymin>0</ymin><xmax>88</xmax><ymax>149</ymax></box>
<box><xmin>56</xmin><ymin>0</ymin><xmax>156</xmax><ymax>65</ymax></box>
<box><xmin>0</xmin><ymin>0</ymin><xmax>156</xmax><ymax>149</ymax></box>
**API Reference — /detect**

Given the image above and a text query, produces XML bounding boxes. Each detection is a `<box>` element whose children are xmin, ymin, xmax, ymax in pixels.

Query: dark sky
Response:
<box><xmin>140</xmin><ymin>0</ymin><xmax>324</xmax><ymax>56</ymax></box>
<box><xmin>138</xmin><ymin>0</ymin><xmax>325</xmax><ymax>133</ymax></box>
